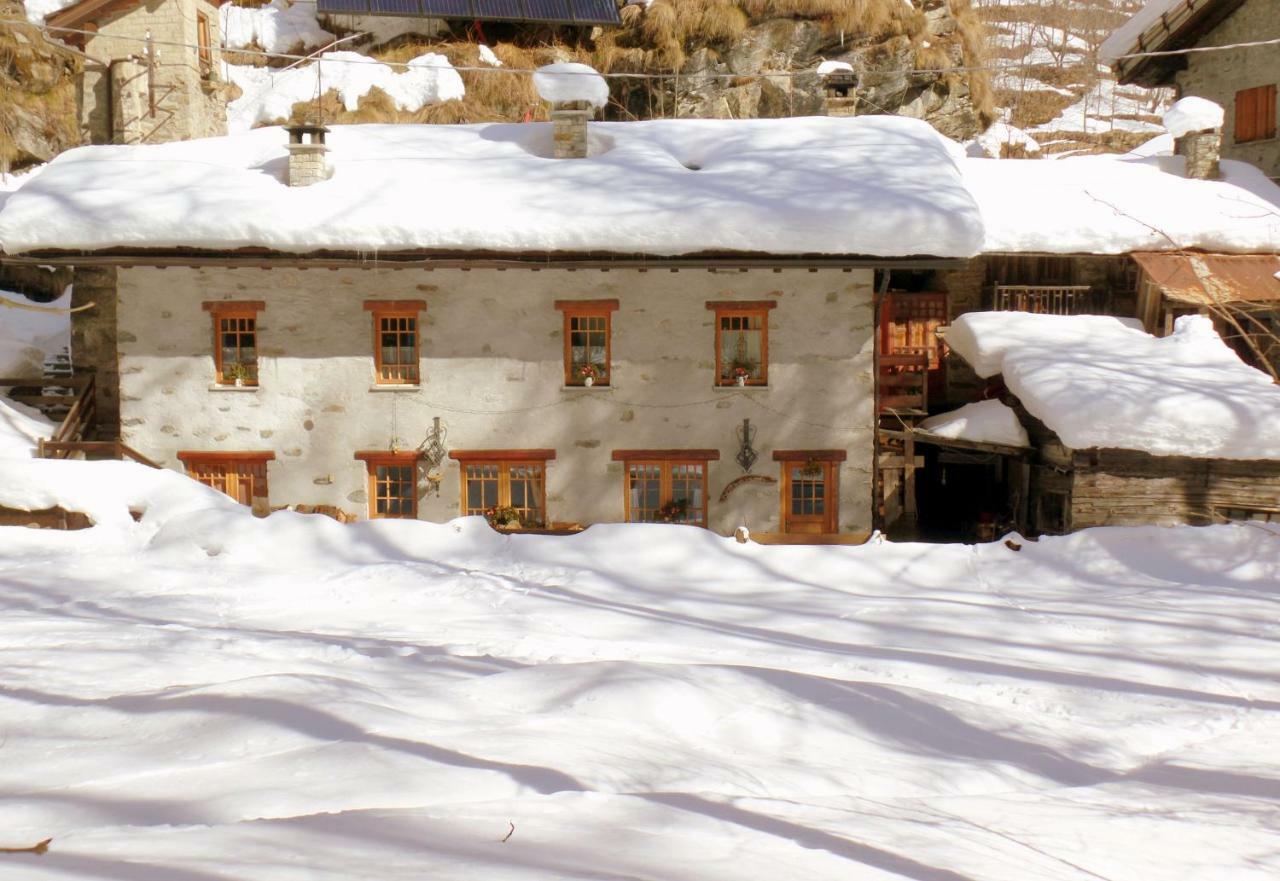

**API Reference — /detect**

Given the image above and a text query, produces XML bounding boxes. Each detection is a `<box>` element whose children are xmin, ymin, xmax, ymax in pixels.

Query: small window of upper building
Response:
<box><xmin>707</xmin><ymin>301</ymin><xmax>774</xmax><ymax>387</ymax></box>
<box><xmin>364</xmin><ymin>300</ymin><xmax>426</xmax><ymax>385</ymax></box>
<box><xmin>1235</xmin><ymin>85</ymin><xmax>1277</xmax><ymax>144</ymax></box>
<box><xmin>555</xmin><ymin>299</ymin><xmax>617</xmax><ymax>387</ymax></box>
<box><xmin>203</xmin><ymin>301</ymin><xmax>264</xmax><ymax>387</ymax></box>
<box><xmin>196</xmin><ymin>12</ymin><xmax>213</xmax><ymax>79</ymax></box>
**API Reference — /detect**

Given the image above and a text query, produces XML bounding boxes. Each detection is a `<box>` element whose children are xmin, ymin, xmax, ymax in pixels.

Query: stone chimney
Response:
<box><xmin>551</xmin><ymin>101</ymin><xmax>592</xmax><ymax>160</ymax></box>
<box><xmin>1162</xmin><ymin>97</ymin><xmax>1225</xmax><ymax>181</ymax></box>
<box><xmin>532</xmin><ymin>63</ymin><xmax>608</xmax><ymax>160</ymax></box>
<box><xmin>1176</xmin><ymin>129</ymin><xmax>1221</xmax><ymax>180</ymax></box>
<box><xmin>285</xmin><ymin>123</ymin><xmax>329</xmax><ymax>187</ymax></box>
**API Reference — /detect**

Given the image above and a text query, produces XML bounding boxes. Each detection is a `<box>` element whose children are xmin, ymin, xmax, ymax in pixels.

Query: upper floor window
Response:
<box><xmin>364</xmin><ymin>300</ymin><xmax>426</xmax><ymax>385</ymax></box>
<box><xmin>449</xmin><ymin>450</ymin><xmax>555</xmax><ymax>528</ymax></box>
<box><xmin>707</xmin><ymin>300</ymin><xmax>775</xmax><ymax>386</ymax></box>
<box><xmin>355</xmin><ymin>451</ymin><xmax>420</xmax><ymax>519</ymax></box>
<box><xmin>1235</xmin><ymin>84</ymin><xmax>1277</xmax><ymax>144</ymax></box>
<box><xmin>612</xmin><ymin>449</ymin><xmax>719</xmax><ymax>527</ymax></box>
<box><xmin>555</xmin><ymin>299</ymin><xmax>618</xmax><ymax>387</ymax></box>
<box><xmin>196</xmin><ymin>13</ymin><xmax>213</xmax><ymax>78</ymax></box>
<box><xmin>203</xmin><ymin>300</ymin><xmax>264</xmax><ymax>387</ymax></box>
<box><xmin>178</xmin><ymin>451</ymin><xmax>274</xmax><ymax>511</ymax></box>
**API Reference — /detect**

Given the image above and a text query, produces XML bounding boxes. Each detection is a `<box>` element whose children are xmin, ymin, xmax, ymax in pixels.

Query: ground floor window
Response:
<box><xmin>449</xmin><ymin>450</ymin><xmax>555</xmax><ymax>528</ymax></box>
<box><xmin>613</xmin><ymin>449</ymin><xmax>719</xmax><ymax>527</ymax></box>
<box><xmin>177</xmin><ymin>451</ymin><xmax>274</xmax><ymax>511</ymax></box>
<box><xmin>355</xmin><ymin>451</ymin><xmax>420</xmax><ymax>519</ymax></box>
<box><xmin>775</xmin><ymin>450</ymin><xmax>844</xmax><ymax>534</ymax></box>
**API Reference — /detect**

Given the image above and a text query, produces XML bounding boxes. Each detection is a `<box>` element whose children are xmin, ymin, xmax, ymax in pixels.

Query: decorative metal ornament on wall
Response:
<box><xmin>418</xmin><ymin>416</ymin><xmax>449</xmax><ymax>497</ymax></box>
<box><xmin>735</xmin><ymin>418</ymin><xmax>758</xmax><ymax>473</ymax></box>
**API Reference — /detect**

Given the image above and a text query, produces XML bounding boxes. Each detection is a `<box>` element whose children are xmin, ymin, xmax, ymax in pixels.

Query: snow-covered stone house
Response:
<box><xmin>1</xmin><ymin>103</ymin><xmax>1277</xmax><ymax>535</ymax></box>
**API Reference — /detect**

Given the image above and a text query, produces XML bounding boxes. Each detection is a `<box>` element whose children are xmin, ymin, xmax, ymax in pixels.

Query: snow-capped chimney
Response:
<box><xmin>533</xmin><ymin>63</ymin><xmax>609</xmax><ymax>160</ymax></box>
<box><xmin>1162</xmin><ymin>97</ymin><xmax>1224</xmax><ymax>181</ymax></box>
<box><xmin>285</xmin><ymin>122</ymin><xmax>329</xmax><ymax>187</ymax></box>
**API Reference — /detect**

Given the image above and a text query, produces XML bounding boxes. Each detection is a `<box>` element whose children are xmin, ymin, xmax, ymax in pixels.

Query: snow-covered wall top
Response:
<box><xmin>961</xmin><ymin>153</ymin><xmax>1280</xmax><ymax>255</ymax></box>
<box><xmin>0</xmin><ymin>117</ymin><xmax>984</xmax><ymax>258</ymax></box>
<box><xmin>946</xmin><ymin>312</ymin><xmax>1280</xmax><ymax>460</ymax></box>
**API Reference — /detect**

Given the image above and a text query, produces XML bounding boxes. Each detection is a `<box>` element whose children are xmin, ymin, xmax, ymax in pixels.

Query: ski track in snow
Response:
<box><xmin>0</xmin><ymin>480</ymin><xmax>1279</xmax><ymax>879</ymax></box>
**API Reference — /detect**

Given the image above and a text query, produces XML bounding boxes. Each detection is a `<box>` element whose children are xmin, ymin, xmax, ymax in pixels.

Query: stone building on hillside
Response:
<box><xmin>47</xmin><ymin>0</ymin><xmax>230</xmax><ymax>145</ymax></box>
<box><xmin>1103</xmin><ymin>0</ymin><xmax>1280</xmax><ymax>180</ymax></box>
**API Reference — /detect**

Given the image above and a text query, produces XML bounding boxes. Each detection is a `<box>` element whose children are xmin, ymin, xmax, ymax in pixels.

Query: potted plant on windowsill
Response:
<box><xmin>730</xmin><ymin>363</ymin><xmax>753</xmax><ymax>387</ymax></box>
<box><xmin>578</xmin><ymin>363</ymin><xmax>604</xmax><ymax>388</ymax></box>
<box><xmin>227</xmin><ymin>362</ymin><xmax>250</xmax><ymax>388</ymax></box>
<box><xmin>656</xmin><ymin>497</ymin><xmax>690</xmax><ymax>523</ymax></box>
<box><xmin>486</xmin><ymin>505</ymin><xmax>524</xmax><ymax>531</ymax></box>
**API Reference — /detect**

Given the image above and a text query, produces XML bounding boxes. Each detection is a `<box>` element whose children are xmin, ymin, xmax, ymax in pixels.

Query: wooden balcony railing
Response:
<box><xmin>877</xmin><ymin>352</ymin><xmax>929</xmax><ymax>415</ymax></box>
<box><xmin>992</xmin><ymin>284</ymin><xmax>1095</xmax><ymax>315</ymax></box>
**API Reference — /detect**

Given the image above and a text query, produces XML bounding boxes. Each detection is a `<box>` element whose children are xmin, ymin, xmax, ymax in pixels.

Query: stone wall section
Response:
<box><xmin>79</xmin><ymin>0</ymin><xmax>228</xmax><ymax>145</ymax></box>
<box><xmin>70</xmin><ymin>266</ymin><xmax>121</xmax><ymax>436</ymax></box>
<box><xmin>115</xmin><ymin>266</ymin><xmax>878</xmax><ymax>533</ymax></box>
<box><xmin>1175</xmin><ymin>0</ymin><xmax>1280</xmax><ymax>179</ymax></box>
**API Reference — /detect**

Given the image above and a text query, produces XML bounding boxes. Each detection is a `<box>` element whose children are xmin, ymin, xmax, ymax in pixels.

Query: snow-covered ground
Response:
<box><xmin>0</xmin><ymin>460</ymin><xmax>1277</xmax><ymax>879</ymax></box>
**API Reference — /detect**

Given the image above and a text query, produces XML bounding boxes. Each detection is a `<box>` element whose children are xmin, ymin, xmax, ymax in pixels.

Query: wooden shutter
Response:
<box><xmin>1236</xmin><ymin>85</ymin><xmax>1277</xmax><ymax>144</ymax></box>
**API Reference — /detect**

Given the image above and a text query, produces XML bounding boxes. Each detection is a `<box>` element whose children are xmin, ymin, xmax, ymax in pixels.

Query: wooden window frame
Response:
<box><xmin>1235</xmin><ymin>84</ymin><xmax>1277</xmax><ymax>144</ymax></box>
<box><xmin>774</xmin><ymin>450</ymin><xmax>845</xmax><ymax>534</ymax></box>
<box><xmin>196</xmin><ymin>12</ymin><xmax>212</xmax><ymax>78</ymax></box>
<box><xmin>203</xmin><ymin>300</ymin><xmax>265</xmax><ymax>387</ymax></box>
<box><xmin>449</xmin><ymin>450</ymin><xmax>555</xmax><ymax>527</ymax></box>
<box><xmin>555</xmin><ymin>299</ymin><xmax>618</xmax><ymax>387</ymax></box>
<box><xmin>177</xmin><ymin>450</ymin><xmax>274</xmax><ymax>509</ymax></box>
<box><xmin>364</xmin><ymin>300</ymin><xmax>427</xmax><ymax>386</ymax></box>
<box><xmin>355</xmin><ymin>450</ymin><xmax>420</xmax><ymax>519</ymax></box>
<box><xmin>707</xmin><ymin>300</ymin><xmax>775</xmax><ymax>387</ymax></box>
<box><xmin>612</xmin><ymin>449</ymin><xmax>719</xmax><ymax>528</ymax></box>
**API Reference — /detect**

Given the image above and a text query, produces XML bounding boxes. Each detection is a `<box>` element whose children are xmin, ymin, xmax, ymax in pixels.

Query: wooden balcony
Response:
<box><xmin>992</xmin><ymin>284</ymin><xmax>1095</xmax><ymax>315</ymax></box>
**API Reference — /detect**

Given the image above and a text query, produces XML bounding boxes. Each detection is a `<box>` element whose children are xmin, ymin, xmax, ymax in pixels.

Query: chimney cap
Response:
<box><xmin>533</xmin><ymin>63</ymin><xmax>609</xmax><ymax>110</ymax></box>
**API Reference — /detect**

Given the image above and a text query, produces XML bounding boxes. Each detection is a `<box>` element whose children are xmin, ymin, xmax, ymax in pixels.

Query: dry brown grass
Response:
<box><xmin>949</xmin><ymin>0</ymin><xmax>996</xmax><ymax>126</ymax></box>
<box><xmin>0</xmin><ymin>0</ymin><xmax>81</xmax><ymax>170</ymax></box>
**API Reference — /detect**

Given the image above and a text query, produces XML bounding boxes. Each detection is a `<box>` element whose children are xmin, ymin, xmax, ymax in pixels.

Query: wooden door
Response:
<box><xmin>781</xmin><ymin>460</ymin><xmax>838</xmax><ymax>534</ymax></box>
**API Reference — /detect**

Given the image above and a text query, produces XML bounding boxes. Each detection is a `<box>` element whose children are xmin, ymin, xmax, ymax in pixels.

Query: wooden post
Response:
<box><xmin>903</xmin><ymin>430</ymin><xmax>916</xmax><ymax>520</ymax></box>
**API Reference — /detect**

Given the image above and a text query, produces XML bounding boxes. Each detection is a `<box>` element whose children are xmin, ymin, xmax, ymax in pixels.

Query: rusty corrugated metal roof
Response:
<box><xmin>1133</xmin><ymin>253</ymin><xmax>1280</xmax><ymax>305</ymax></box>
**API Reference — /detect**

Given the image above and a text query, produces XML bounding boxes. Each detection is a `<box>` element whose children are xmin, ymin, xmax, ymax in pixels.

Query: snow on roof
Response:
<box><xmin>1099</xmin><ymin>0</ymin><xmax>1186</xmax><ymax>65</ymax></box>
<box><xmin>532</xmin><ymin>63</ymin><xmax>609</xmax><ymax>109</ymax></box>
<box><xmin>1163</xmin><ymin>97</ymin><xmax>1224</xmax><ymax>138</ymax></box>
<box><xmin>961</xmin><ymin>152</ymin><xmax>1280</xmax><ymax>255</ymax></box>
<box><xmin>0</xmin><ymin>117</ymin><xmax>985</xmax><ymax>258</ymax></box>
<box><xmin>815</xmin><ymin>60</ymin><xmax>855</xmax><ymax>76</ymax></box>
<box><xmin>0</xmin><ymin>398</ymin><xmax>54</xmax><ymax>460</ymax></box>
<box><xmin>946</xmin><ymin>312</ymin><xmax>1280</xmax><ymax>460</ymax></box>
<box><xmin>918</xmin><ymin>400</ymin><xmax>1030</xmax><ymax>449</ymax></box>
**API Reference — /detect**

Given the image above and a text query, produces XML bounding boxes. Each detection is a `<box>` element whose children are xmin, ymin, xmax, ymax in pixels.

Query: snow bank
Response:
<box><xmin>1163</xmin><ymin>96</ymin><xmax>1224</xmax><ymax>137</ymax></box>
<box><xmin>532</xmin><ymin>62</ymin><xmax>610</xmax><ymax>109</ymax></box>
<box><xmin>972</xmin><ymin>121</ymin><xmax>1041</xmax><ymax>158</ymax></box>
<box><xmin>947</xmin><ymin>312</ymin><xmax>1280</xmax><ymax>458</ymax></box>
<box><xmin>478</xmin><ymin>44</ymin><xmax>502</xmax><ymax>67</ymax></box>
<box><xmin>0</xmin><ymin>117</ymin><xmax>984</xmax><ymax>258</ymax></box>
<box><xmin>22</xmin><ymin>0</ymin><xmax>77</xmax><ymax>23</ymax></box>
<box><xmin>225</xmin><ymin>51</ymin><xmax>463</xmax><ymax>131</ymax></box>
<box><xmin>0</xmin><ymin>398</ymin><xmax>54</xmax><ymax>459</ymax></box>
<box><xmin>918</xmin><ymin>399</ymin><xmax>1029</xmax><ymax>448</ymax></box>
<box><xmin>962</xmin><ymin>152</ymin><xmax>1280</xmax><ymax>254</ymax></box>
<box><xmin>221</xmin><ymin>0</ymin><xmax>335</xmax><ymax>53</ymax></box>
<box><xmin>815</xmin><ymin>60</ymin><xmax>854</xmax><ymax>76</ymax></box>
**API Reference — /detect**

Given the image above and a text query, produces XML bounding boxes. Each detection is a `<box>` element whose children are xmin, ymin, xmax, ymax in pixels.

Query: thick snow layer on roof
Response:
<box><xmin>532</xmin><ymin>63</ymin><xmax>609</xmax><ymax>108</ymax></box>
<box><xmin>947</xmin><ymin>312</ymin><xmax>1280</xmax><ymax>459</ymax></box>
<box><xmin>0</xmin><ymin>398</ymin><xmax>54</xmax><ymax>459</ymax></box>
<box><xmin>1163</xmin><ymin>97</ymin><xmax>1224</xmax><ymax>137</ymax></box>
<box><xmin>225</xmin><ymin>52</ymin><xmax>463</xmax><ymax>131</ymax></box>
<box><xmin>0</xmin><ymin>117</ymin><xmax>984</xmax><ymax>257</ymax></box>
<box><xmin>919</xmin><ymin>400</ymin><xmax>1029</xmax><ymax>448</ymax></box>
<box><xmin>962</xmin><ymin>152</ymin><xmax>1280</xmax><ymax>254</ymax></box>
<box><xmin>23</xmin><ymin>0</ymin><xmax>77</xmax><ymax>22</ymax></box>
<box><xmin>1100</xmin><ymin>0</ymin><xmax>1184</xmax><ymax>65</ymax></box>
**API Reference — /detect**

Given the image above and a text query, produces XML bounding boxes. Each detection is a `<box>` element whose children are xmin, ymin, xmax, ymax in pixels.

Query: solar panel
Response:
<box><xmin>524</xmin><ymin>0</ymin><xmax>574</xmax><ymax>23</ymax></box>
<box><xmin>418</xmin><ymin>0</ymin><xmax>472</xmax><ymax>16</ymax></box>
<box><xmin>315</xmin><ymin>0</ymin><xmax>372</xmax><ymax>14</ymax></box>
<box><xmin>569</xmin><ymin>0</ymin><xmax>619</xmax><ymax>24</ymax></box>
<box><xmin>366</xmin><ymin>0</ymin><xmax>423</xmax><ymax>14</ymax></box>
<box><xmin>318</xmin><ymin>0</ymin><xmax>621</xmax><ymax>25</ymax></box>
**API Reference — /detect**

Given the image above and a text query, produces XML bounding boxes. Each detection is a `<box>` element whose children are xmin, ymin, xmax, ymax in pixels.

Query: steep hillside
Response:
<box><xmin>975</xmin><ymin>0</ymin><xmax>1171</xmax><ymax>156</ymax></box>
<box><xmin>0</xmin><ymin>0</ymin><xmax>80</xmax><ymax>172</ymax></box>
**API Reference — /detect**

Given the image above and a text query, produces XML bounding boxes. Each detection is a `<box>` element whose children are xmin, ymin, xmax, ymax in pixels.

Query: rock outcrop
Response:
<box><xmin>1</xmin><ymin>1</ymin><xmax>82</xmax><ymax>172</ymax></box>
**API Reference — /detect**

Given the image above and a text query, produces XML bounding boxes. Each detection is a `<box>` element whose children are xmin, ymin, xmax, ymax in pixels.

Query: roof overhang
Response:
<box><xmin>0</xmin><ymin>249</ymin><xmax>968</xmax><ymax>271</ymax></box>
<box><xmin>47</xmin><ymin>0</ymin><xmax>231</xmax><ymax>48</ymax></box>
<box><xmin>1112</xmin><ymin>0</ymin><xmax>1248</xmax><ymax>87</ymax></box>
<box><xmin>1133</xmin><ymin>252</ymin><xmax>1280</xmax><ymax>306</ymax></box>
